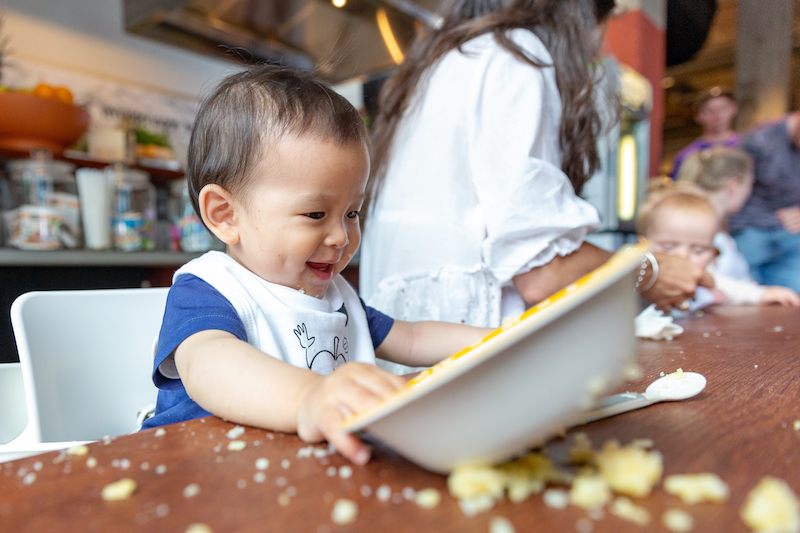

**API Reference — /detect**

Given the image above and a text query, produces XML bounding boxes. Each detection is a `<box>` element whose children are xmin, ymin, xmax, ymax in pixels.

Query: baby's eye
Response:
<box><xmin>346</xmin><ymin>210</ymin><xmax>360</xmax><ymax>219</ymax></box>
<box><xmin>691</xmin><ymin>246</ymin><xmax>714</xmax><ymax>255</ymax></box>
<box><xmin>306</xmin><ymin>212</ymin><xmax>325</xmax><ymax>220</ymax></box>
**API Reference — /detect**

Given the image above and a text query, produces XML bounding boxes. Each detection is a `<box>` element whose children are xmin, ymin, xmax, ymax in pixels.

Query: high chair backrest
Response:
<box><xmin>9</xmin><ymin>288</ymin><xmax>168</xmax><ymax>443</ymax></box>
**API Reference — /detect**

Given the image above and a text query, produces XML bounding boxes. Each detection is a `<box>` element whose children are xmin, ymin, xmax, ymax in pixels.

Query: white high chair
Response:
<box><xmin>2</xmin><ymin>287</ymin><xmax>168</xmax><ymax>462</ymax></box>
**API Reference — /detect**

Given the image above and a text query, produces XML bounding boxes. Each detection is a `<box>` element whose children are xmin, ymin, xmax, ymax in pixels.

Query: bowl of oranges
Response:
<box><xmin>0</xmin><ymin>83</ymin><xmax>90</xmax><ymax>155</ymax></box>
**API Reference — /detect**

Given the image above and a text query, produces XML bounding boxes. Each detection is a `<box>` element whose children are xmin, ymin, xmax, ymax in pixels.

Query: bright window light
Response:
<box><xmin>618</xmin><ymin>134</ymin><xmax>637</xmax><ymax>221</ymax></box>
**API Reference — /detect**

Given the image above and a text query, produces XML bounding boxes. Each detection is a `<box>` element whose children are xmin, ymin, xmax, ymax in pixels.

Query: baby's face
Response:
<box><xmin>228</xmin><ymin>136</ymin><xmax>369</xmax><ymax>298</ymax></box>
<box><xmin>646</xmin><ymin>205</ymin><xmax>719</xmax><ymax>270</ymax></box>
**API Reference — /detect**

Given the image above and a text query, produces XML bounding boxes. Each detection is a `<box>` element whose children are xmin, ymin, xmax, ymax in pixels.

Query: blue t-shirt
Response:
<box><xmin>142</xmin><ymin>274</ymin><xmax>394</xmax><ymax>429</ymax></box>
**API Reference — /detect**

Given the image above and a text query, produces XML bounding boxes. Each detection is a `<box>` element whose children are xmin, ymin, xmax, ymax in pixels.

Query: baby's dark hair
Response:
<box><xmin>187</xmin><ymin>64</ymin><xmax>369</xmax><ymax>218</ymax></box>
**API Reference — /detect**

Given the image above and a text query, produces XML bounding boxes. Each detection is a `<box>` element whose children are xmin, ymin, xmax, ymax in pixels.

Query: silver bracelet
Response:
<box><xmin>634</xmin><ymin>252</ymin><xmax>658</xmax><ymax>293</ymax></box>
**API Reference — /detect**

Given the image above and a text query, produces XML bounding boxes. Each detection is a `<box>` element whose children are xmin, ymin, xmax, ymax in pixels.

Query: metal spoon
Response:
<box><xmin>570</xmin><ymin>371</ymin><xmax>707</xmax><ymax>427</ymax></box>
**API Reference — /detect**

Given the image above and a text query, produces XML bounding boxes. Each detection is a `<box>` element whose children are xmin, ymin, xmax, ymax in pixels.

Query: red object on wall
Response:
<box><xmin>604</xmin><ymin>9</ymin><xmax>666</xmax><ymax>177</ymax></box>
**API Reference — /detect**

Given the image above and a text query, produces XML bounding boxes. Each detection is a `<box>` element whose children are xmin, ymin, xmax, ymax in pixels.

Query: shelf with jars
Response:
<box><xmin>0</xmin><ymin>147</ymin><xmax>224</xmax><ymax>267</ymax></box>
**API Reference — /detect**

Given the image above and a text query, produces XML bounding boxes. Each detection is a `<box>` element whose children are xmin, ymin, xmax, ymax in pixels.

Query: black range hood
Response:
<box><xmin>123</xmin><ymin>0</ymin><xmax>442</xmax><ymax>83</ymax></box>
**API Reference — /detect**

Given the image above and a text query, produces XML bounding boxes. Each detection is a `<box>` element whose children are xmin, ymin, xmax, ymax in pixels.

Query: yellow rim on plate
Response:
<box><xmin>341</xmin><ymin>242</ymin><xmax>650</xmax><ymax>433</ymax></box>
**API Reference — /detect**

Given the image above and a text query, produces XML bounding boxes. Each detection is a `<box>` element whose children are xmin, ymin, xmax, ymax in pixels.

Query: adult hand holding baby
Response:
<box><xmin>641</xmin><ymin>253</ymin><xmax>715</xmax><ymax>312</ymax></box>
<box><xmin>297</xmin><ymin>363</ymin><xmax>406</xmax><ymax>465</ymax></box>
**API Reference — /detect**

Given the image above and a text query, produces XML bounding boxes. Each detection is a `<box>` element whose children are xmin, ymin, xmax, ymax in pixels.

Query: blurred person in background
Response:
<box><xmin>670</xmin><ymin>87</ymin><xmax>739</xmax><ymax>178</ymax></box>
<box><xmin>729</xmin><ymin>111</ymin><xmax>800</xmax><ymax>293</ymax></box>
<box><xmin>360</xmin><ymin>0</ymin><xmax>712</xmax><ymax>378</ymax></box>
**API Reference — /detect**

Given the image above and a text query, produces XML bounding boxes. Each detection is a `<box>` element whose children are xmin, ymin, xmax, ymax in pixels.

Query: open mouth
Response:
<box><xmin>307</xmin><ymin>262</ymin><xmax>334</xmax><ymax>280</ymax></box>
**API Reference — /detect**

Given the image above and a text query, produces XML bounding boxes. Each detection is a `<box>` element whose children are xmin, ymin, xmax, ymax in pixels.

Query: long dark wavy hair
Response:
<box><xmin>367</xmin><ymin>0</ymin><xmax>616</xmax><ymax>210</ymax></box>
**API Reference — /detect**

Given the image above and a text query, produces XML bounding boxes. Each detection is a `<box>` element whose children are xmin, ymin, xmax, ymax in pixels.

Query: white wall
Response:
<box><xmin>0</xmin><ymin>0</ymin><xmax>239</xmax><ymax>99</ymax></box>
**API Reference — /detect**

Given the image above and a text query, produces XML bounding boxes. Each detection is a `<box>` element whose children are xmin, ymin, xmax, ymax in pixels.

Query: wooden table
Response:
<box><xmin>2</xmin><ymin>306</ymin><xmax>799</xmax><ymax>532</ymax></box>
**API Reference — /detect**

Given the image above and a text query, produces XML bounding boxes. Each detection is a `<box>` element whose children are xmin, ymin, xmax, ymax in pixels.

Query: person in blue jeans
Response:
<box><xmin>729</xmin><ymin>111</ymin><xmax>800</xmax><ymax>292</ymax></box>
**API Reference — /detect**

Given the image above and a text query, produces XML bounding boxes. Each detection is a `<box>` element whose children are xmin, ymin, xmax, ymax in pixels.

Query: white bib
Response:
<box><xmin>174</xmin><ymin>251</ymin><xmax>376</xmax><ymax>374</ymax></box>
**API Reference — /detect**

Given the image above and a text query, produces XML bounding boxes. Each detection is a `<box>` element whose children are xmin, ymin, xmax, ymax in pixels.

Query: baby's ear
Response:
<box><xmin>198</xmin><ymin>184</ymin><xmax>240</xmax><ymax>244</ymax></box>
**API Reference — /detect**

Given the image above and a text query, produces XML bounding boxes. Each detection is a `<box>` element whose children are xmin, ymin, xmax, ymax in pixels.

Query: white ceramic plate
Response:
<box><xmin>342</xmin><ymin>244</ymin><xmax>647</xmax><ymax>473</ymax></box>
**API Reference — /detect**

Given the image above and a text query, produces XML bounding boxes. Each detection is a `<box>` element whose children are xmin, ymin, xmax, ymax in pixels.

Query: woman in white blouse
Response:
<box><xmin>360</xmin><ymin>0</ymin><xmax>710</xmax><ymax>334</ymax></box>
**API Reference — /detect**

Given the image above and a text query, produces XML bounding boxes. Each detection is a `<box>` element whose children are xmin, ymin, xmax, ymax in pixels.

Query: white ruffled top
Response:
<box><xmin>360</xmin><ymin>29</ymin><xmax>600</xmax><ymax>328</ymax></box>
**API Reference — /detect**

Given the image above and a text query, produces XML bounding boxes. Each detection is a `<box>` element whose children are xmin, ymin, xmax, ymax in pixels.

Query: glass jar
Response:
<box><xmin>107</xmin><ymin>162</ymin><xmax>156</xmax><ymax>251</ymax></box>
<box><xmin>168</xmin><ymin>178</ymin><xmax>217</xmax><ymax>252</ymax></box>
<box><xmin>3</xmin><ymin>149</ymin><xmax>81</xmax><ymax>250</ymax></box>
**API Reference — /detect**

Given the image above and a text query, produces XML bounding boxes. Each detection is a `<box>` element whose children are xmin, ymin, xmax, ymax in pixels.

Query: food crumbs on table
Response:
<box><xmin>415</xmin><ymin>488</ymin><xmax>441</xmax><ymax>509</ymax></box>
<box><xmin>663</xmin><ymin>473</ymin><xmax>729</xmax><ymax>504</ymax></box>
<box><xmin>276</xmin><ymin>476</ymin><xmax>288</xmax><ymax>487</ymax></box>
<box><xmin>86</xmin><ymin>457</ymin><xmax>98</xmax><ymax>468</ymax></box>
<box><xmin>338</xmin><ymin>465</ymin><xmax>353</xmax><ymax>479</ymax></box>
<box><xmin>154</xmin><ymin>428</ymin><xmax>166</xmax><ymax>437</ymax></box>
<box><xmin>740</xmin><ymin>476</ymin><xmax>800</xmax><ymax>533</ymax></box>
<box><xmin>67</xmin><ymin>445</ymin><xmax>89</xmax><ymax>456</ymax></box>
<box><xmin>182</xmin><ymin>483</ymin><xmax>201</xmax><ymax>498</ymax></box>
<box><xmin>184</xmin><ymin>523</ymin><xmax>213</xmax><ymax>533</ymax></box>
<box><xmin>281</xmin><ymin>459</ymin><xmax>291</xmax><ymax>469</ymax></box>
<box><xmin>459</xmin><ymin>495</ymin><xmax>496</xmax><ymax>517</ymax></box>
<box><xmin>569</xmin><ymin>474</ymin><xmax>611</xmax><ymax>510</ymax></box>
<box><xmin>402</xmin><ymin>486</ymin><xmax>416</xmax><ymax>500</ymax></box>
<box><xmin>326</xmin><ymin>466</ymin><xmax>337</xmax><ymax>477</ymax></box>
<box><xmin>595</xmin><ymin>440</ymin><xmax>663</xmax><ymax>497</ymax></box>
<box><xmin>488</xmin><ymin>516</ymin><xmax>515</xmax><ymax>533</ymax></box>
<box><xmin>360</xmin><ymin>485</ymin><xmax>372</xmax><ymax>497</ymax></box>
<box><xmin>278</xmin><ymin>492</ymin><xmax>291</xmax><ymax>507</ymax></box>
<box><xmin>447</xmin><ymin>464</ymin><xmax>506</xmax><ymax>500</ymax></box>
<box><xmin>376</xmin><ymin>484</ymin><xmax>392</xmax><ymax>502</ymax></box>
<box><xmin>794</xmin><ymin>421</ymin><xmax>800</xmax><ymax>431</ymax></box>
<box><xmin>662</xmin><ymin>508</ymin><xmax>695</xmax><ymax>532</ymax></box>
<box><xmin>140</xmin><ymin>461</ymin><xmax>149</xmax><ymax>470</ymax></box>
<box><xmin>255</xmin><ymin>458</ymin><xmax>270</xmax><ymax>470</ymax></box>
<box><xmin>331</xmin><ymin>499</ymin><xmax>358</xmax><ymax>524</ymax></box>
<box><xmin>253</xmin><ymin>472</ymin><xmax>266</xmax><ymax>483</ymax></box>
<box><xmin>237</xmin><ymin>479</ymin><xmax>247</xmax><ymax>489</ymax></box>
<box><xmin>226</xmin><ymin>426</ymin><xmax>245</xmax><ymax>439</ymax></box>
<box><xmin>227</xmin><ymin>440</ymin><xmax>246</xmax><ymax>451</ymax></box>
<box><xmin>542</xmin><ymin>489</ymin><xmax>569</xmax><ymax>509</ymax></box>
<box><xmin>22</xmin><ymin>473</ymin><xmax>36</xmax><ymax>485</ymax></box>
<box><xmin>101</xmin><ymin>478</ymin><xmax>137</xmax><ymax>501</ymax></box>
<box><xmin>155</xmin><ymin>464</ymin><xmax>167</xmax><ymax>474</ymax></box>
<box><xmin>609</xmin><ymin>496</ymin><xmax>651</xmax><ymax>525</ymax></box>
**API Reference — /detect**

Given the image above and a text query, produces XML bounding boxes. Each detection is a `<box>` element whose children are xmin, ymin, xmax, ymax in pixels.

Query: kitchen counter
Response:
<box><xmin>0</xmin><ymin>248</ymin><xmax>203</xmax><ymax>267</ymax></box>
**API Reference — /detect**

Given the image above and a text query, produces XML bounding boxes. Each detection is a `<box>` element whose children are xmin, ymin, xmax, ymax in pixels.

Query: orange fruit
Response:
<box><xmin>54</xmin><ymin>86</ymin><xmax>74</xmax><ymax>105</ymax></box>
<box><xmin>33</xmin><ymin>83</ymin><xmax>55</xmax><ymax>100</ymax></box>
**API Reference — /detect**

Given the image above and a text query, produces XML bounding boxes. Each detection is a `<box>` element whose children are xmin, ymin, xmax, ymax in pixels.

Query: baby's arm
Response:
<box><xmin>761</xmin><ymin>286</ymin><xmax>800</xmax><ymax>307</ymax></box>
<box><xmin>175</xmin><ymin>329</ymin><xmax>405</xmax><ymax>464</ymax></box>
<box><xmin>375</xmin><ymin>320</ymin><xmax>493</xmax><ymax>368</ymax></box>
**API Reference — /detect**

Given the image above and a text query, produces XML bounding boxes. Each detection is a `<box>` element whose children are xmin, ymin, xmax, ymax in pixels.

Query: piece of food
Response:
<box><xmin>447</xmin><ymin>464</ymin><xmax>506</xmax><ymax>501</ymax></box>
<box><xmin>415</xmin><ymin>488</ymin><xmax>442</xmax><ymax>509</ymax></box>
<box><xmin>662</xmin><ymin>508</ymin><xmax>695</xmax><ymax>532</ymax></box>
<box><xmin>331</xmin><ymin>499</ymin><xmax>358</xmax><ymax>525</ymax></box>
<box><xmin>664</xmin><ymin>473</ymin><xmax>729</xmax><ymax>504</ymax></box>
<box><xmin>610</xmin><ymin>496</ymin><xmax>651</xmax><ymax>525</ymax></box>
<box><xmin>569</xmin><ymin>473</ymin><xmax>612</xmax><ymax>510</ymax></box>
<box><xmin>740</xmin><ymin>477</ymin><xmax>800</xmax><ymax>533</ymax></box>
<box><xmin>101</xmin><ymin>478</ymin><xmax>137</xmax><ymax>501</ymax></box>
<box><xmin>596</xmin><ymin>440</ymin><xmax>663</xmax><ymax>497</ymax></box>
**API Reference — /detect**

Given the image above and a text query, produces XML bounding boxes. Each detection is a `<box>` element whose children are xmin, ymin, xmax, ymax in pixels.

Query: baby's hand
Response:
<box><xmin>761</xmin><ymin>286</ymin><xmax>800</xmax><ymax>307</ymax></box>
<box><xmin>296</xmin><ymin>363</ymin><xmax>406</xmax><ymax>465</ymax></box>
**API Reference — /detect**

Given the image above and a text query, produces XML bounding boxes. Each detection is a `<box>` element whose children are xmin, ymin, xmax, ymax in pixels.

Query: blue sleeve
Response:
<box><xmin>153</xmin><ymin>275</ymin><xmax>247</xmax><ymax>389</ymax></box>
<box><xmin>359</xmin><ymin>297</ymin><xmax>394</xmax><ymax>349</ymax></box>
